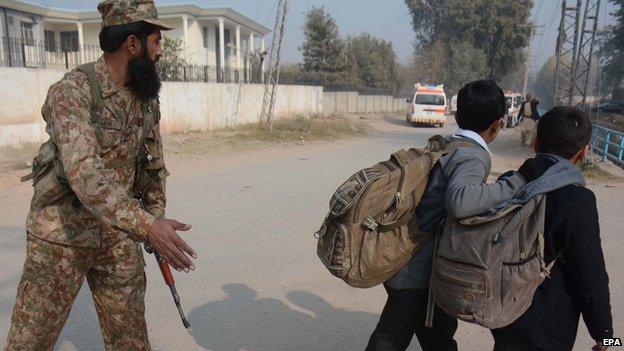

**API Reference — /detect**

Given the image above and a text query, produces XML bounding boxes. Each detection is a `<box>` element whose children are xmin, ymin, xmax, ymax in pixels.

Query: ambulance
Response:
<box><xmin>406</xmin><ymin>83</ymin><xmax>447</xmax><ymax>127</ymax></box>
<box><xmin>504</xmin><ymin>92</ymin><xmax>522</xmax><ymax>128</ymax></box>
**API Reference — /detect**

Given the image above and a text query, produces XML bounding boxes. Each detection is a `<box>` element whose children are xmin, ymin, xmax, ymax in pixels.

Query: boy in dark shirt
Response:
<box><xmin>493</xmin><ymin>106</ymin><xmax>613</xmax><ymax>351</ymax></box>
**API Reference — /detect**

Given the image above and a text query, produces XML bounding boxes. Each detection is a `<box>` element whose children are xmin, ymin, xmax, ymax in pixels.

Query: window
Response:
<box><xmin>415</xmin><ymin>94</ymin><xmax>445</xmax><ymax>106</ymax></box>
<box><xmin>60</xmin><ymin>31</ymin><xmax>78</xmax><ymax>52</ymax></box>
<box><xmin>44</xmin><ymin>30</ymin><xmax>56</xmax><ymax>52</ymax></box>
<box><xmin>20</xmin><ymin>22</ymin><xmax>34</xmax><ymax>46</ymax></box>
<box><xmin>8</xmin><ymin>16</ymin><xmax>13</xmax><ymax>26</ymax></box>
<box><xmin>224</xmin><ymin>28</ymin><xmax>231</xmax><ymax>57</ymax></box>
<box><xmin>202</xmin><ymin>26</ymin><xmax>209</xmax><ymax>48</ymax></box>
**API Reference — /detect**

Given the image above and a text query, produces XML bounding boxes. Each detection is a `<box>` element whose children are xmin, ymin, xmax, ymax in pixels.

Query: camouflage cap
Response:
<box><xmin>97</xmin><ymin>0</ymin><xmax>174</xmax><ymax>30</ymax></box>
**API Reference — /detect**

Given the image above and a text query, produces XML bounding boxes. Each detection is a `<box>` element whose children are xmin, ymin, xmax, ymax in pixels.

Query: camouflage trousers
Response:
<box><xmin>5</xmin><ymin>234</ymin><xmax>150</xmax><ymax>351</ymax></box>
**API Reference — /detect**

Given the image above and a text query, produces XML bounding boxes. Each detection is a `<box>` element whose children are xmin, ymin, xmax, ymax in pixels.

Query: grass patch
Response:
<box><xmin>164</xmin><ymin>115</ymin><xmax>369</xmax><ymax>156</ymax></box>
<box><xmin>225</xmin><ymin>115</ymin><xmax>368</xmax><ymax>142</ymax></box>
<box><xmin>0</xmin><ymin>116</ymin><xmax>368</xmax><ymax>173</ymax></box>
<box><xmin>580</xmin><ymin>160</ymin><xmax>612</xmax><ymax>179</ymax></box>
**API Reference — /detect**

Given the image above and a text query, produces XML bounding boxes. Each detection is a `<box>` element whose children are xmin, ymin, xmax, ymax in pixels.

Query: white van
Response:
<box><xmin>406</xmin><ymin>84</ymin><xmax>447</xmax><ymax>127</ymax></box>
<box><xmin>504</xmin><ymin>92</ymin><xmax>522</xmax><ymax>128</ymax></box>
<box><xmin>450</xmin><ymin>94</ymin><xmax>458</xmax><ymax>114</ymax></box>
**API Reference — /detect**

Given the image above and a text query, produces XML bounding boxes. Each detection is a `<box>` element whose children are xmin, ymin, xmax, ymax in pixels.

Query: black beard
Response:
<box><xmin>128</xmin><ymin>50</ymin><xmax>161</xmax><ymax>101</ymax></box>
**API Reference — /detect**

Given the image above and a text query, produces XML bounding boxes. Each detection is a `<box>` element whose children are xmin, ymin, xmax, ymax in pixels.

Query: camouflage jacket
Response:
<box><xmin>26</xmin><ymin>56</ymin><xmax>167</xmax><ymax>248</ymax></box>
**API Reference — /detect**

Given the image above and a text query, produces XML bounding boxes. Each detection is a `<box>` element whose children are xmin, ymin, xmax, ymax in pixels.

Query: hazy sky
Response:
<box><xmin>26</xmin><ymin>0</ymin><xmax>618</xmax><ymax>73</ymax></box>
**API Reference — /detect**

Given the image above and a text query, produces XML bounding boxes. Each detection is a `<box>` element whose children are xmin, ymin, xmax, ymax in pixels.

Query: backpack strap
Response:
<box><xmin>76</xmin><ymin>62</ymin><xmax>104</xmax><ymax>116</ymax></box>
<box><xmin>21</xmin><ymin>65</ymin><xmax>99</xmax><ymax>184</ymax></box>
<box><xmin>538</xmin><ymin>232</ymin><xmax>563</xmax><ymax>279</ymax></box>
<box><xmin>425</xmin><ymin>232</ymin><xmax>440</xmax><ymax>328</ymax></box>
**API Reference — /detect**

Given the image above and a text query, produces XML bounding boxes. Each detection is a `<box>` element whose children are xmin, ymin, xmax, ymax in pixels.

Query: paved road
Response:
<box><xmin>0</xmin><ymin>114</ymin><xmax>621</xmax><ymax>350</ymax></box>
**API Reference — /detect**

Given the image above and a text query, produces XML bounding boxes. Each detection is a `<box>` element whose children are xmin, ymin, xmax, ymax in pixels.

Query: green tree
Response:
<box><xmin>344</xmin><ymin>33</ymin><xmax>401</xmax><ymax>92</ymax></box>
<box><xmin>601</xmin><ymin>0</ymin><xmax>624</xmax><ymax>100</ymax></box>
<box><xmin>443</xmin><ymin>41</ymin><xmax>489</xmax><ymax>94</ymax></box>
<box><xmin>532</xmin><ymin>56</ymin><xmax>557</xmax><ymax>109</ymax></box>
<box><xmin>404</xmin><ymin>0</ymin><xmax>533</xmax><ymax>81</ymax></box>
<box><xmin>157</xmin><ymin>37</ymin><xmax>188</xmax><ymax>81</ymax></box>
<box><xmin>403</xmin><ymin>40</ymin><xmax>487</xmax><ymax>95</ymax></box>
<box><xmin>500</xmin><ymin>63</ymin><xmax>526</xmax><ymax>92</ymax></box>
<box><xmin>300</xmin><ymin>6</ymin><xmax>346</xmax><ymax>82</ymax></box>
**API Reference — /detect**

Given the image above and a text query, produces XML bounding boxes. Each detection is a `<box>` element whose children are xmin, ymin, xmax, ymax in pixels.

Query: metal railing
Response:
<box><xmin>0</xmin><ymin>36</ymin><xmax>262</xmax><ymax>83</ymax></box>
<box><xmin>1</xmin><ymin>36</ymin><xmax>101</xmax><ymax>70</ymax></box>
<box><xmin>592</xmin><ymin>124</ymin><xmax>624</xmax><ymax>166</ymax></box>
<box><xmin>158</xmin><ymin>64</ymin><xmax>258</xmax><ymax>84</ymax></box>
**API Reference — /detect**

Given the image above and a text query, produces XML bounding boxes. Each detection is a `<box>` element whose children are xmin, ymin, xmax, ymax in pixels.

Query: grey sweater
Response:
<box><xmin>386</xmin><ymin>136</ymin><xmax>526</xmax><ymax>289</ymax></box>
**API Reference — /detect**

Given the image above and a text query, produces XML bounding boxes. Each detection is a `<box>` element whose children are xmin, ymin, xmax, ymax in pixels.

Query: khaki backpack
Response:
<box><xmin>315</xmin><ymin>136</ymin><xmax>473</xmax><ymax>288</ymax></box>
<box><xmin>430</xmin><ymin>194</ymin><xmax>556</xmax><ymax>329</ymax></box>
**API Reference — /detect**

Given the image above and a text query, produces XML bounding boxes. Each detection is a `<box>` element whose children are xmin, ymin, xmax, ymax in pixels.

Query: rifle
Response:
<box><xmin>139</xmin><ymin>198</ymin><xmax>191</xmax><ymax>329</ymax></box>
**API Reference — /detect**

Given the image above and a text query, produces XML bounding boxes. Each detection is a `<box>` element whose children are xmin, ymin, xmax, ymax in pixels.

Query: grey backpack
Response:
<box><xmin>430</xmin><ymin>194</ymin><xmax>556</xmax><ymax>329</ymax></box>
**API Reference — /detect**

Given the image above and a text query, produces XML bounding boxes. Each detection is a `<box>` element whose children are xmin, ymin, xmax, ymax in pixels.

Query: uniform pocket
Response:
<box><xmin>95</xmin><ymin>122</ymin><xmax>124</xmax><ymax>148</ymax></box>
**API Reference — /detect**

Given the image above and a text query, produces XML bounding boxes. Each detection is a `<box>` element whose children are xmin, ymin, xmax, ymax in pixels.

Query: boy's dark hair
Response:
<box><xmin>456</xmin><ymin>80</ymin><xmax>506</xmax><ymax>132</ymax></box>
<box><xmin>99</xmin><ymin>21</ymin><xmax>159</xmax><ymax>53</ymax></box>
<box><xmin>536</xmin><ymin>106</ymin><xmax>592</xmax><ymax>159</ymax></box>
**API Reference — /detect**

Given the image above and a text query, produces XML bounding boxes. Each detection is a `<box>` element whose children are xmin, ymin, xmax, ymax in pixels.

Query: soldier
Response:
<box><xmin>4</xmin><ymin>1</ymin><xmax>197</xmax><ymax>350</ymax></box>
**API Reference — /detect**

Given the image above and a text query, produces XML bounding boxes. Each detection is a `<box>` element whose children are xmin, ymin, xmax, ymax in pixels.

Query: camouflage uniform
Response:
<box><xmin>5</xmin><ymin>1</ymin><xmax>173</xmax><ymax>350</ymax></box>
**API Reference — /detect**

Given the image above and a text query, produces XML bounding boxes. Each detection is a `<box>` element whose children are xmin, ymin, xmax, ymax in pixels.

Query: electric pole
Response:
<box><xmin>553</xmin><ymin>0</ymin><xmax>581</xmax><ymax>106</ymax></box>
<box><xmin>522</xmin><ymin>26</ymin><xmax>543</xmax><ymax>98</ymax></box>
<box><xmin>260</xmin><ymin>0</ymin><xmax>289</xmax><ymax>131</ymax></box>
<box><xmin>571</xmin><ymin>0</ymin><xmax>602</xmax><ymax>109</ymax></box>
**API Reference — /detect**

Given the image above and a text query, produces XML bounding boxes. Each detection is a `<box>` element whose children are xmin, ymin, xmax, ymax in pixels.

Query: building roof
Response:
<box><xmin>0</xmin><ymin>0</ymin><xmax>271</xmax><ymax>34</ymax></box>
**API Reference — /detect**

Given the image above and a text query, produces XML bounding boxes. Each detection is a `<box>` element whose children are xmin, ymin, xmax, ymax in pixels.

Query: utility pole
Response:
<box><xmin>553</xmin><ymin>0</ymin><xmax>581</xmax><ymax>106</ymax></box>
<box><xmin>571</xmin><ymin>0</ymin><xmax>601</xmax><ymax>109</ymax></box>
<box><xmin>260</xmin><ymin>0</ymin><xmax>289</xmax><ymax>131</ymax></box>
<box><xmin>522</xmin><ymin>26</ymin><xmax>543</xmax><ymax>98</ymax></box>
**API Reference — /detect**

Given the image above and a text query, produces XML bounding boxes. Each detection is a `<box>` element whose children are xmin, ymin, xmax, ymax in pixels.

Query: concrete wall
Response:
<box><xmin>322</xmin><ymin>91</ymin><xmax>406</xmax><ymax>115</ymax></box>
<box><xmin>159</xmin><ymin>82</ymin><xmax>323</xmax><ymax>133</ymax></box>
<box><xmin>0</xmin><ymin>67</ymin><xmax>323</xmax><ymax>147</ymax></box>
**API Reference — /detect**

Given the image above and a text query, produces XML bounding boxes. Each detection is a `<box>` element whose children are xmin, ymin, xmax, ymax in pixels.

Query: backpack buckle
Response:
<box><xmin>362</xmin><ymin>216</ymin><xmax>378</xmax><ymax>231</ymax></box>
<box><xmin>395</xmin><ymin>193</ymin><xmax>402</xmax><ymax>209</ymax></box>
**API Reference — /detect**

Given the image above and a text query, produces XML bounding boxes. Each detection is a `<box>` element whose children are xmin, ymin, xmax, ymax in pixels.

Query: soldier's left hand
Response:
<box><xmin>148</xmin><ymin>218</ymin><xmax>197</xmax><ymax>272</ymax></box>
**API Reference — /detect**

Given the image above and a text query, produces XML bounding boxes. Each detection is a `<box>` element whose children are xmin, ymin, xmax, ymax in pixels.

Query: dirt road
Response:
<box><xmin>0</xmin><ymin>114</ymin><xmax>621</xmax><ymax>350</ymax></box>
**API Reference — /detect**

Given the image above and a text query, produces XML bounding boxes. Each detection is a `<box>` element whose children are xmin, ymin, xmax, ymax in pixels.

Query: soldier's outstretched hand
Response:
<box><xmin>147</xmin><ymin>218</ymin><xmax>197</xmax><ymax>272</ymax></box>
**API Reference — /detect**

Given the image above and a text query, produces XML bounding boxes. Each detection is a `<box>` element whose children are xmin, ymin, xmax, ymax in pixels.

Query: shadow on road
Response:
<box><xmin>187</xmin><ymin>283</ymin><xmax>380</xmax><ymax>351</ymax></box>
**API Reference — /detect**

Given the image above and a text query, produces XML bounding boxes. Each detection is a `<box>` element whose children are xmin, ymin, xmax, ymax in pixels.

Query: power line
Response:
<box><xmin>264</xmin><ymin>1</ymin><xmax>277</xmax><ymax>26</ymax></box>
<box><xmin>255</xmin><ymin>0</ymin><xmax>267</xmax><ymax>21</ymax></box>
<box><xmin>536</xmin><ymin>0</ymin><xmax>545</xmax><ymax>14</ymax></box>
<box><xmin>331</xmin><ymin>0</ymin><xmax>363</xmax><ymax>14</ymax></box>
<box><xmin>538</xmin><ymin>2</ymin><xmax>561</xmax><ymax>58</ymax></box>
<box><xmin>375</xmin><ymin>12</ymin><xmax>411</xmax><ymax>36</ymax></box>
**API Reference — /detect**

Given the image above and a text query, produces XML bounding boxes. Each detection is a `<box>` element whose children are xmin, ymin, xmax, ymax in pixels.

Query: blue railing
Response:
<box><xmin>592</xmin><ymin>124</ymin><xmax>624</xmax><ymax>166</ymax></box>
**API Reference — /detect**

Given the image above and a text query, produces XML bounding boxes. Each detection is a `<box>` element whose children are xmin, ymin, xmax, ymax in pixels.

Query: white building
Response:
<box><xmin>0</xmin><ymin>0</ymin><xmax>270</xmax><ymax>80</ymax></box>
